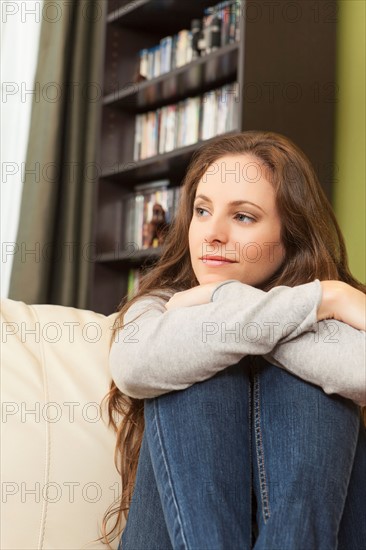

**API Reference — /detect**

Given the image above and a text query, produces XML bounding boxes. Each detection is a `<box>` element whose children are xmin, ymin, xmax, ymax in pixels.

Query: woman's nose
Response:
<box><xmin>203</xmin><ymin>215</ymin><xmax>229</xmax><ymax>245</ymax></box>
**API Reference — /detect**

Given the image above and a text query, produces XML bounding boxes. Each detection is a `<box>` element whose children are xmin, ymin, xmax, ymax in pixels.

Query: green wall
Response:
<box><xmin>334</xmin><ymin>0</ymin><xmax>366</xmax><ymax>283</ymax></box>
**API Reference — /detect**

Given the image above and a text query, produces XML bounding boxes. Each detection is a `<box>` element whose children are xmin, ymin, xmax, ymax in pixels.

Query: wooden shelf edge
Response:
<box><xmin>100</xmin><ymin>129</ymin><xmax>240</xmax><ymax>180</ymax></box>
<box><xmin>107</xmin><ymin>0</ymin><xmax>150</xmax><ymax>24</ymax></box>
<box><xmin>98</xmin><ymin>245</ymin><xmax>163</xmax><ymax>264</ymax></box>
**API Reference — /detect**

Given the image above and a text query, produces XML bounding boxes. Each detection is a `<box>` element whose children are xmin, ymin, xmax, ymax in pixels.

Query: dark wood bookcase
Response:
<box><xmin>89</xmin><ymin>0</ymin><xmax>337</xmax><ymax>315</ymax></box>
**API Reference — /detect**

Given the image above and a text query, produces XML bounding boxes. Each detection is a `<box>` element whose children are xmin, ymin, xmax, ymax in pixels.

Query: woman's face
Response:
<box><xmin>188</xmin><ymin>154</ymin><xmax>285</xmax><ymax>286</ymax></box>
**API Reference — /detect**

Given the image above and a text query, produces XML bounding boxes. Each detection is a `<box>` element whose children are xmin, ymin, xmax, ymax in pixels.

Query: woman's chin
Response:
<box><xmin>198</xmin><ymin>273</ymin><xmax>234</xmax><ymax>285</ymax></box>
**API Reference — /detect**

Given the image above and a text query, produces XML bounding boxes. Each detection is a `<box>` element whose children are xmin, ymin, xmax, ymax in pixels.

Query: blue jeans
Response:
<box><xmin>120</xmin><ymin>357</ymin><xmax>366</xmax><ymax>549</ymax></box>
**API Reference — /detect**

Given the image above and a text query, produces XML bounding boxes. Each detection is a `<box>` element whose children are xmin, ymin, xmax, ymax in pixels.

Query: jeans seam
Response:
<box><xmin>152</xmin><ymin>398</ymin><xmax>189</xmax><ymax>550</ymax></box>
<box><xmin>248</xmin><ymin>368</ymin><xmax>253</xmax><ymax>549</ymax></box>
<box><xmin>253</xmin><ymin>364</ymin><xmax>271</xmax><ymax>524</ymax></box>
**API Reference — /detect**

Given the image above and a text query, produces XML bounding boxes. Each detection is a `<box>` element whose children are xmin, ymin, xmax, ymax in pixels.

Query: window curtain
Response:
<box><xmin>1</xmin><ymin>1</ymin><xmax>43</xmax><ymax>299</ymax></box>
<box><xmin>8</xmin><ymin>0</ymin><xmax>107</xmax><ymax>308</ymax></box>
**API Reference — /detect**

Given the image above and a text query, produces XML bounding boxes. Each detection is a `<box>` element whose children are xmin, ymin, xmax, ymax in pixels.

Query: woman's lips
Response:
<box><xmin>201</xmin><ymin>259</ymin><xmax>235</xmax><ymax>266</ymax></box>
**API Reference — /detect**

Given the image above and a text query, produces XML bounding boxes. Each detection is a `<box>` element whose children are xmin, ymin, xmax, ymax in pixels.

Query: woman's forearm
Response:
<box><xmin>109</xmin><ymin>279</ymin><xmax>322</xmax><ymax>398</ymax></box>
<box><xmin>166</xmin><ymin>279</ymin><xmax>366</xmax><ymax>332</ymax></box>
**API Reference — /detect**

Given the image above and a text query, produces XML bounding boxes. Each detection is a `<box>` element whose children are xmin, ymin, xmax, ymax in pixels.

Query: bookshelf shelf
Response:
<box><xmin>107</xmin><ymin>0</ymin><xmax>149</xmax><ymax>25</ymax></box>
<box><xmin>101</xmin><ymin>130</ymin><xmax>240</xmax><ymax>183</ymax></box>
<box><xmin>89</xmin><ymin>0</ymin><xmax>337</xmax><ymax>315</ymax></box>
<box><xmin>103</xmin><ymin>42</ymin><xmax>239</xmax><ymax>111</ymax></box>
<box><xmin>107</xmin><ymin>0</ymin><xmax>219</xmax><ymax>32</ymax></box>
<box><xmin>98</xmin><ymin>246</ymin><xmax>163</xmax><ymax>265</ymax></box>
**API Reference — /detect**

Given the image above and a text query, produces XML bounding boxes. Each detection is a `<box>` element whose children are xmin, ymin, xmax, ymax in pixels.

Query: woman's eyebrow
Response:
<box><xmin>194</xmin><ymin>194</ymin><xmax>266</xmax><ymax>214</ymax></box>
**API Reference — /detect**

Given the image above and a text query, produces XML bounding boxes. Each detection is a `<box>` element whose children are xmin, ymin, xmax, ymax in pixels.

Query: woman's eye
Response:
<box><xmin>194</xmin><ymin>207</ymin><xmax>208</xmax><ymax>216</ymax></box>
<box><xmin>194</xmin><ymin>207</ymin><xmax>255</xmax><ymax>224</ymax></box>
<box><xmin>235</xmin><ymin>213</ymin><xmax>255</xmax><ymax>224</ymax></box>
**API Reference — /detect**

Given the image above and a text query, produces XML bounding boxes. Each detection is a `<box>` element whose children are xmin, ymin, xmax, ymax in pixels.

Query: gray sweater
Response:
<box><xmin>109</xmin><ymin>279</ymin><xmax>366</xmax><ymax>406</ymax></box>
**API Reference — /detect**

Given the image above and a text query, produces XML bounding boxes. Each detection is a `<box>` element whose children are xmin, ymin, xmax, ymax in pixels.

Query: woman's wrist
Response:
<box><xmin>165</xmin><ymin>282</ymin><xmax>219</xmax><ymax>310</ymax></box>
<box><xmin>317</xmin><ymin>281</ymin><xmax>344</xmax><ymax>322</ymax></box>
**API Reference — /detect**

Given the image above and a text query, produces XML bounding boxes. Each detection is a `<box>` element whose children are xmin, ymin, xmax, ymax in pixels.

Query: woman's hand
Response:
<box><xmin>165</xmin><ymin>282</ymin><xmax>224</xmax><ymax>311</ymax></box>
<box><xmin>318</xmin><ymin>281</ymin><xmax>366</xmax><ymax>331</ymax></box>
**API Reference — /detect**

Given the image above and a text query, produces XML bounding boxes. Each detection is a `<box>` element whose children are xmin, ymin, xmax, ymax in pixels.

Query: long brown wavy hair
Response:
<box><xmin>95</xmin><ymin>130</ymin><xmax>366</xmax><ymax>547</ymax></box>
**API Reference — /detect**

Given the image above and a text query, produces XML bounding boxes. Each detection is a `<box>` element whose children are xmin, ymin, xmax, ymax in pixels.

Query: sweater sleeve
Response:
<box><xmin>109</xmin><ymin>279</ymin><xmax>322</xmax><ymax>399</ymax></box>
<box><xmin>265</xmin><ymin>321</ymin><xmax>366</xmax><ymax>406</ymax></box>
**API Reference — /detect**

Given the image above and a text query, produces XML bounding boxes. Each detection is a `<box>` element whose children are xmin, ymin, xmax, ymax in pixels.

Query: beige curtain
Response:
<box><xmin>9</xmin><ymin>0</ymin><xmax>106</xmax><ymax>307</ymax></box>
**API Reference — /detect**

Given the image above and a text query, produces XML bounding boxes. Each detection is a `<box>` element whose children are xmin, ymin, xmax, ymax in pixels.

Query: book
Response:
<box><xmin>133</xmin><ymin>82</ymin><xmax>239</xmax><ymax>161</ymax></box>
<box><xmin>136</xmin><ymin>0</ymin><xmax>240</xmax><ymax>81</ymax></box>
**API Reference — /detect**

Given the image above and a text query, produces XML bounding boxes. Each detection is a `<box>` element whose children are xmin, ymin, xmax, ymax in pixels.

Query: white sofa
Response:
<box><xmin>1</xmin><ymin>297</ymin><xmax>124</xmax><ymax>549</ymax></box>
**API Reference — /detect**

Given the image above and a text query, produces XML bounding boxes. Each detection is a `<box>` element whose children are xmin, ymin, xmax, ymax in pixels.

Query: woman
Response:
<box><xmin>98</xmin><ymin>131</ymin><xmax>366</xmax><ymax>549</ymax></box>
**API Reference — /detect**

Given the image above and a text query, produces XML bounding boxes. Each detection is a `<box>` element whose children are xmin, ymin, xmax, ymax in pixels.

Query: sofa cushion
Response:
<box><xmin>1</xmin><ymin>298</ymin><xmax>123</xmax><ymax>549</ymax></box>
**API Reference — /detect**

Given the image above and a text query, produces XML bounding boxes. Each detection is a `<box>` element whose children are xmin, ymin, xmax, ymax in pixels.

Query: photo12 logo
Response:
<box><xmin>1</xmin><ymin>1</ymin><xmax>103</xmax><ymax>24</ymax></box>
<box><xmin>1</xmin><ymin>480</ymin><xmax>123</xmax><ymax>504</ymax></box>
